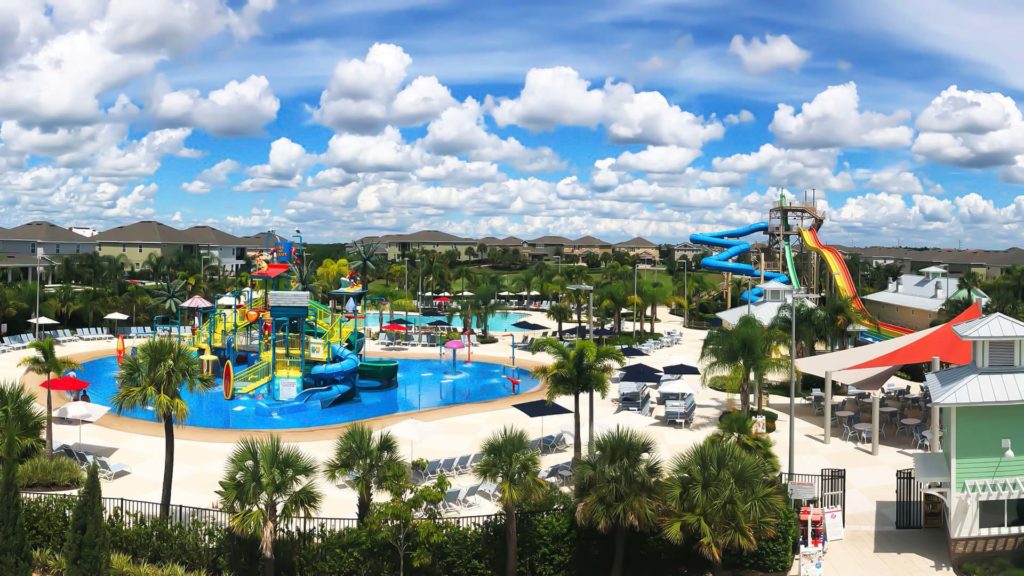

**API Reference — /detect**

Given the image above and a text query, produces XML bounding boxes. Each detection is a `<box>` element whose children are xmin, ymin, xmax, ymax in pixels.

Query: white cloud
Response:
<box><xmin>612</xmin><ymin>146</ymin><xmax>702</xmax><ymax>173</ymax></box>
<box><xmin>490</xmin><ymin>66</ymin><xmax>605</xmax><ymax>131</ymax></box>
<box><xmin>770</xmin><ymin>82</ymin><xmax>913</xmax><ymax>149</ymax></box>
<box><xmin>88</xmin><ymin>128</ymin><xmax>199</xmax><ymax>182</ymax></box>
<box><xmin>236</xmin><ymin>137</ymin><xmax>310</xmax><ymax>192</ymax></box>
<box><xmin>728</xmin><ymin>34</ymin><xmax>811</xmax><ymax>74</ymax></box>
<box><xmin>856</xmin><ymin>167</ymin><xmax>924</xmax><ymax>195</ymax></box>
<box><xmin>323</xmin><ymin>127</ymin><xmax>425</xmax><ymax>174</ymax></box>
<box><xmin>152</xmin><ymin>75</ymin><xmax>280</xmax><ymax>136</ymax></box>
<box><xmin>602</xmin><ymin>82</ymin><xmax>724</xmax><ymax>147</ymax></box>
<box><xmin>181</xmin><ymin>159</ymin><xmax>241</xmax><ymax>194</ymax></box>
<box><xmin>103</xmin><ymin>183</ymin><xmax>158</xmax><ymax>218</ymax></box>
<box><xmin>724</xmin><ymin>109</ymin><xmax>755</xmax><ymax>125</ymax></box>
<box><xmin>414</xmin><ymin>157</ymin><xmax>505</xmax><ymax>185</ymax></box>
<box><xmin>312</xmin><ymin>43</ymin><xmax>456</xmax><ymax>133</ymax></box>
<box><xmin>711</xmin><ymin>143</ymin><xmax>854</xmax><ymax>191</ymax></box>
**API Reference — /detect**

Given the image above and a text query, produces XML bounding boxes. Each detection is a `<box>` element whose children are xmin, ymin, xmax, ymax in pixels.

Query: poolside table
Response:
<box><xmin>835</xmin><ymin>410</ymin><xmax>854</xmax><ymax>419</ymax></box>
<box><xmin>901</xmin><ymin>418</ymin><xmax>921</xmax><ymax>442</ymax></box>
<box><xmin>853</xmin><ymin>422</ymin><xmax>873</xmax><ymax>443</ymax></box>
<box><xmin>558</xmin><ymin>469</ymin><xmax>573</xmax><ymax>486</ymax></box>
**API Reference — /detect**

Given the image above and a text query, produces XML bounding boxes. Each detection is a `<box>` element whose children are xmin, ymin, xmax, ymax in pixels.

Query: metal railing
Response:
<box><xmin>234</xmin><ymin>360</ymin><xmax>271</xmax><ymax>389</ymax></box>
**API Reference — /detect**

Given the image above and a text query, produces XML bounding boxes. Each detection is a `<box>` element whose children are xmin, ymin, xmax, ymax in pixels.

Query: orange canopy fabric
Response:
<box><xmin>848</xmin><ymin>302</ymin><xmax>982</xmax><ymax>370</ymax></box>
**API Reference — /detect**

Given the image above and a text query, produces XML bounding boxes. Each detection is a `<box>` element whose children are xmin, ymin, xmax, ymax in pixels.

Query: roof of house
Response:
<box><xmin>0</xmin><ymin>253</ymin><xmax>57</xmax><ymax>267</ymax></box>
<box><xmin>572</xmin><ymin>235</ymin><xmax>611</xmax><ymax>246</ymax></box>
<box><xmin>615</xmin><ymin>236</ymin><xmax>657</xmax><ymax>248</ymax></box>
<box><xmin>479</xmin><ymin>236</ymin><xmax>525</xmax><ymax>246</ymax></box>
<box><xmin>394</xmin><ymin>230</ymin><xmax>472</xmax><ymax>243</ymax></box>
<box><xmin>528</xmin><ymin>235</ymin><xmax>572</xmax><ymax>245</ymax></box>
<box><xmin>919</xmin><ymin>265</ymin><xmax>947</xmax><ymax>274</ymax></box>
<box><xmin>758</xmin><ymin>280</ymin><xmax>793</xmax><ymax>291</ymax></box>
<box><xmin>836</xmin><ymin>245</ymin><xmax>1024</xmax><ymax>268</ymax></box>
<box><xmin>0</xmin><ymin>221</ymin><xmax>91</xmax><ymax>243</ymax></box>
<box><xmin>953</xmin><ymin>313</ymin><xmax>1024</xmax><ymax>340</ymax></box>
<box><xmin>716</xmin><ymin>295</ymin><xmax>813</xmax><ymax>327</ymax></box>
<box><xmin>94</xmin><ymin>221</ymin><xmax>192</xmax><ymax>244</ymax></box>
<box><xmin>183</xmin><ymin>226</ymin><xmax>245</xmax><ymax>246</ymax></box>
<box><xmin>674</xmin><ymin>241</ymin><xmax>702</xmax><ymax>250</ymax></box>
<box><xmin>925</xmin><ymin>364</ymin><xmax>1024</xmax><ymax>406</ymax></box>
<box><xmin>861</xmin><ymin>273</ymin><xmax>982</xmax><ymax>312</ymax></box>
<box><xmin>240</xmin><ymin>231</ymin><xmax>287</xmax><ymax>248</ymax></box>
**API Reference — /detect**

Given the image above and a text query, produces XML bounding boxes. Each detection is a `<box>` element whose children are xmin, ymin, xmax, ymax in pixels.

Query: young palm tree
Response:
<box><xmin>661</xmin><ymin>437</ymin><xmax>786</xmax><ymax>567</ymax></box>
<box><xmin>350</xmin><ymin>241</ymin><xmax>382</xmax><ymax>289</ymax></box>
<box><xmin>545</xmin><ymin>302</ymin><xmax>572</xmax><ymax>338</ymax></box>
<box><xmin>821</xmin><ymin>295</ymin><xmax>860</xmax><ymax>350</ymax></box>
<box><xmin>700</xmin><ymin>315</ymin><xmax>788</xmax><ymax>412</ymax></box>
<box><xmin>713</xmin><ymin>411</ymin><xmax>779</xmax><ymax>473</ymax></box>
<box><xmin>0</xmin><ymin>382</ymin><xmax>45</xmax><ymax>460</ymax></box>
<box><xmin>217</xmin><ymin>435</ymin><xmax>322</xmax><ymax>576</ymax></box>
<box><xmin>151</xmin><ymin>278</ymin><xmax>186</xmax><ymax>313</ymax></box>
<box><xmin>113</xmin><ymin>338</ymin><xmax>213</xmax><ymax>519</ymax></box>
<box><xmin>530</xmin><ymin>338</ymin><xmax>625</xmax><ymax>462</ymax></box>
<box><xmin>19</xmin><ymin>338</ymin><xmax>81</xmax><ymax>456</ymax></box>
<box><xmin>772</xmin><ymin>300</ymin><xmax>826</xmax><ymax>358</ymax></box>
<box><xmin>323</xmin><ymin>423</ymin><xmax>405</xmax><ymax>524</ymax></box>
<box><xmin>575</xmin><ymin>427</ymin><xmax>663</xmax><ymax>576</ymax></box>
<box><xmin>474</xmin><ymin>426</ymin><xmax>544</xmax><ymax>576</ymax></box>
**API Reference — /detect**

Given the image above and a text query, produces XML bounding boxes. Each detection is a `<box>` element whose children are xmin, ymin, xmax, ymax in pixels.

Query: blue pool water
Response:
<box><xmin>361</xmin><ymin>311</ymin><xmax>529</xmax><ymax>332</ymax></box>
<box><xmin>77</xmin><ymin>356</ymin><xmax>536</xmax><ymax>430</ymax></box>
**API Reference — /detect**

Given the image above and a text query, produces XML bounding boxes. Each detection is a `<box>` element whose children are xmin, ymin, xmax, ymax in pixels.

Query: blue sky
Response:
<box><xmin>2</xmin><ymin>0</ymin><xmax>1024</xmax><ymax>247</ymax></box>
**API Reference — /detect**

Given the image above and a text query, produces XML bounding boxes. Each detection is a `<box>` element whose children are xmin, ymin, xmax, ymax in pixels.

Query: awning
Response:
<box><xmin>849</xmin><ymin>303</ymin><xmax>982</xmax><ymax>370</ymax></box>
<box><xmin>252</xmin><ymin>263</ymin><xmax>290</xmax><ymax>279</ymax></box>
<box><xmin>913</xmin><ymin>452</ymin><xmax>950</xmax><ymax>485</ymax></box>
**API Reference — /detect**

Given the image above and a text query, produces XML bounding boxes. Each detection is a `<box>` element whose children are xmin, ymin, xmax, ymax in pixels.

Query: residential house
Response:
<box><xmin>837</xmin><ymin>245</ymin><xmax>1024</xmax><ymax>279</ymax></box>
<box><xmin>524</xmin><ymin>235</ymin><xmax>571</xmax><ymax>261</ymax></box>
<box><xmin>614</xmin><ymin>237</ymin><xmax>659</xmax><ymax>265</ymax></box>
<box><xmin>93</xmin><ymin>220</ymin><xmax>196</xmax><ymax>271</ymax></box>
<box><xmin>565</xmin><ymin>235</ymin><xmax>612</xmax><ymax>259</ymax></box>
<box><xmin>673</xmin><ymin>241</ymin><xmax>705</xmax><ymax>262</ymax></box>
<box><xmin>183</xmin><ymin>226</ymin><xmax>250</xmax><ymax>274</ymax></box>
<box><xmin>862</xmin><ymin>266</ymin><xmax>989</xmax><ymax>331</ymax></box>
<box><xmin>0</xmin><ymin>221</ymin><xmax>95</xmax><ymax>259</ymax></box>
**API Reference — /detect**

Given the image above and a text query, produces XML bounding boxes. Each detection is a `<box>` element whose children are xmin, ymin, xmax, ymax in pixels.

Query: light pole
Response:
<box><xmin>632</xmin><ymin>264</ymin><xmax>638</xmax><ymax>338</ymax></box>
<box><xmin>683</xmin><ymin>260</ymin><xmax>689</xmax><ymax>328</ymax></box>
<box><xmin>33</xmin><ymin>247</ymin><xmax>42</xmax><ymax>338</ymax></box>
<box><xmin>788</xmin><ymin>289</ymin><xmax>807</xmax><ymax>476</ymax></box>
<box><xmin>568</xmin><ymin>283</ymin><xmax>595</xmax><ymax>453</ymax></box>
<box><xmin>556</xmin><ymin>255</ymin><xmax>562</xmax><ymax>276</ymax></box>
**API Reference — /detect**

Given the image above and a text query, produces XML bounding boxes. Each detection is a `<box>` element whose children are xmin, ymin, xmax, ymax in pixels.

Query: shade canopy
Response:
<box><xmin>54</xmin><ymin>401</ymin><xmax>109</xmax><ymax>423</ymax></box>
<box><xmin>662</xmin><ymin>363</ymin><xmax>701</xmax><ymax>376</ymax></box>
<box><xmin>41</xmin><ymin>376</ymin><xmax>91</xmax><ymax>392</ymax></box>
<box><xmin>180</xmin><ymin>295</ymin><xmax>213</xmax><ymax>309</ymax></box>
<box><xmin>458</xmin><ymin>291</ymin><xmax>475</xmax><ymax>296</ymax></box>
<box><xmin>849</xmin><ymin>302</ymin><xmax>983</xmax><ymax>370</ymax></box>
<box><xmin>28</xmin><ymin>316</ymin><xmax>58</xmax><ymax>325</ymax></box>
<box><xmin>512</xmin><ymin>320</ymin><xmax>548</xmax><ymax>331</ymax></box>
<box><xmin>620</xmin><ymin>346</ymin><xmax>647</xmax><ymax>357</ymax></box>
<box><xmin>622</xmin><ymin>362</ymin><xmax>662</xmax><ymax>375</ymax></box>
<box><xmin>444</xmin><ymin>339</ymin><xmax>465</xmax><ymax>350</ymax></box>
<box><xmin>593</xmin><ymin>327</ymin><xmax>617</xmax><ymax>337</ymax></box>
<box><xmin>660</xmin><ymin>380</ymin><xmax>699</xmax><ymax>396</ymax></box>
<box><xmin>619</xmin><ymin>371</ymin><xmax>662</xmax><ymax>384</ymax></box>
<box><xmin>103</xmin><ymin>312</ymin><xmax>129</xmax><ymax>321</ymax></box>
<box><xmin>421</xmin><ymin>310</ymin><xmax>444</xmax><ymax>317</ymax></box>
<box><xmin>381</xmin><ymin>323</ymin><xmax>408</xmax><ymax>332</ymax></box>
<box><xmin>560</xmin><ymin>325</ymin><xmax>591</xmax><ymax>337</ymax></box>
<box><xmin>498</xmin><ymin>291</ymin><xmax>512</xmax><ymax>296</ymax></box>
<box><xmin>438</xmin><ymin>292</ymin><xmax>452</xmax><ymax>297</ymax></box>
<box><xmin>513</xmin><ymin>399</ymin><xmax>573</xmax><ymax>418</ymax></box>
<box><xmin>390</xmin><ymin>318</ymin><xmax>414</xmax><ymax>325</ymax></box>
<box><xmin>427</xmin><ymin>320</ymin><xmax>451</xmax><ymax>327</ymax></box>
<box><xmin>433</xmin><ymin>297</ymin><xmax>452</xmax><ymax>303</ymax></box>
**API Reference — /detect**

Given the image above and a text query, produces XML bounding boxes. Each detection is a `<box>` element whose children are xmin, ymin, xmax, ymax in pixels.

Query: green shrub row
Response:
<box><xmin>34</xmin><ymin>548</ymin><xmax>210</xmax><ymax>576</ymax></box>
<box><xmin>17</xmin><ymin>455</ymin><xmax>83</xmax><ymax>490</ymax></box>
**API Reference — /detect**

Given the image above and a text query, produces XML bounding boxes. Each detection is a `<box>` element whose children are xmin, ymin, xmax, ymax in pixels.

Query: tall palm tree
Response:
<box><xmin>821</xmin><ymin>295</ymin><xmax>860</xmax><ymax>350</ymax></box>
<box><xmin>575</xmin><ymin>427</ymin><xmax>663</xmax><ymax>576</ymax></box>
<box><xmin>474</xmin><ymin>426</ymin><xmax>544</xmax><ymax>576</ymax></box>
<box><xmin>350</xmin><ymin>241</ymin><xmax>382</xmax><ymax>290</ymax></box>
<box><xmin>217</xmin><ymin>435</ymin><xmax>323</xmax><ymax>576</ymax></box>
<box><xmin>0</xmin><ymin>382</ymin><xmax>45</xmax><ymax>461</ymax></box>
<box><xmin>530</xmin><ymin>338</ymin><xmax>625</xmax><ymax>461</ymax></box>
<box><xmin>958</xmin><ymin>270</ymin><xmax>983</xmax><ymax>303</ymax></box>
<box><xmin>19</xmin><ymin>338</ymin><xmax>81</xmax><ymax>456</ymax></box>
<box><xmin>545</xmin><ymin>302</ymin><xmax>572</xmax><ymax>338</ymax></box>
<box><xmin>112</xmin><ymin>338</ymin><xmax>213</xmax><ymax>518</ymax></box>
<box><xmin>661</xmin><ymin>437</ymin><xmax>786</xmax><ymax>568</ymax></box>
<box><xmin>151</xmin><ymin>278</ymin><xmax>186</xmax><ymax>313</ymax></box>
<box><xmin>323</xmin><ymin>423</ymin><xmax>405</xmax><ymax>524</ymax></box>
<box><xmin>772</xmin><ymin>300</ymin><xmax>825</xmax><ymax>358</ymax></box>
<box><xmin>700</xmin><ymin>315</ymin><xmax>788</xmax><ymax>412</ymax></box>
<box><xmin>713</xmin><ymin>411</ymin><xmax>779</xmax><ymax>473</ymax></box>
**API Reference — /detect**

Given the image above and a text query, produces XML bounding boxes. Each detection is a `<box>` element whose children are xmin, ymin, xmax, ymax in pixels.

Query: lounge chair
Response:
<box><xmin>477</xmin><ymin>482</ymin><xmax>500</xmax><ymax>502</ymax></box>
<box><xmin>456</xmin><ymin>484</ymin><xmax>480</xmax><ymax>508</ymax></box>
<box><xmin>438</xmin><ymin>457</ymin><xmax>457</xmax><ymax>476</ymax></box>
<box><xmin>421</xmin><ymin>459</ymin><xmax>442</xmax><ymax>480</ymax></box>
<box><xmin>454</xmin><ymin>454</ymin><xmax>472</xmax><ymax>474</ymax></box>
<box><xmin>440</xmin><ymin>488</ymin><xmax>462</xmax><ymax>513</ymax></box>
<box><xmin>96</xmin><ymin>457</ymin><xmax>131</xmax><ymax>480</ymax></box>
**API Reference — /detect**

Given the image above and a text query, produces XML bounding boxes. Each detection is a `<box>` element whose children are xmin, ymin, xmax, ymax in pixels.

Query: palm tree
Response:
<box><xmin>217</xmin><ymin>435</ymin><xmax>323</xmax><ymax>576</ymax></box>
<box><xmin>112</xmin><ymin>338</ymin><xmax>213</xmax><ymax>518</ymax></box>
<box><xmin>821</xmin><ymin>295</ymin><xmax>860</xmax><ymax>350</ymax></box>
<box><xmin>713</xmin><ymin>411</ymin><xmax>779</xmax><ymax>473</ymax></box>
<box><xmin>323</xmin><ymin>423</ymin><xmax>405</xmax><ymax>524</ymax></box>
<box><xmin>0</xmin><ymin>382</ymin><xmax>45</xmax><ymax>461</ymax></box>
<box><xmin>575</xmin><ymin>427</ymin><xmax>663</xmax><ymax>576</ymax></box>
<box><xmin>545</xmin><ymin>302</ymin><xmax>572</xmax><ymax>338</ymax></box>
<box><xmin>958</xmin><ymin>270</ymin><xmax>983</xmax><ymax>303</ymax></box>
<box><xmin>350</xmin><ymin>241</ymin><xmax>382</xmax><ymax>290</ymax></box>
<box><xmin>19</xmin><ymin>338</ymin><xmax>81</xmax><ymax>456</ymax></box>
<box><xmin>474</xmin><ymin>426</ymin><xmax>544</xmax><ymax>576</ymax></box>
<box><xmin>772</xmin><ymin>300</ymin><xmax>825</xmax><ymax>358</ymax></box>
<box><xmin>151</xmin><ymin>278</ymin><xmax>186</xmax><ymax>313</ymax></box>
<box><xmin>530</xmin><ymin>338</ymin><xmax>624</xmax><ymax>461</ymax></box>
<box><xmin>661</xmin><ymin>437</ymin><xmax>786</xmax><ymax>568</ymax></box>
<box><xmin>700</xmin><ymin>315</ymin><xmax>788</xmax><ymax>412</ymax></box>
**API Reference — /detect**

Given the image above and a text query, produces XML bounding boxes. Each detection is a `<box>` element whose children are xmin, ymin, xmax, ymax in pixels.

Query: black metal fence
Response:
<box><xmin>778</xmin><ymin>468</ymin><xmax>847</xmax><ymax>526</ymax></box>
<box><xmin>895</xmin><ymin>468</ymin><xmax>922</xmax><ymax>529</ymax></box>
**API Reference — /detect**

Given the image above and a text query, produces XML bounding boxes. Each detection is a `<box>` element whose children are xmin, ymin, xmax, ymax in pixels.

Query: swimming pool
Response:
<box><xmin>77</xmin><ymin>356</ymin><xmax>537</xmax><ymax>430</ymax></box>
<box><xmin>361</xmin><ymin>311</ymin><xmax>529</xmax><ymax>332</ymax></box>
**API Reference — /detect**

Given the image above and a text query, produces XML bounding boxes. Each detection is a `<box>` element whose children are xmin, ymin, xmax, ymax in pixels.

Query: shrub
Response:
<box><xmin>476</xmin><ymin>335</ymin><xmax>498</xmax><ymax>344</ymax></box>
<box><xmin>961</xmin><ymin>557</ymin><xmax>1024</xmax><ymax>576</ymax></box>
<box><xmin>64</xmin><ymin>464</ymin><xmax>110</xmax><ymax>576</ymax></box>
<box><xmin>18</xmin><ymin>455</ymin><xmax>84</xmax><ymax>490</ymax></box>
<box><xmin>24</xmin><ymin>494</ymin><xmax>76</xmax><ymax>552</ymax></box>
<box><xmin>729</xmin><ymin>505</ymin><xmax>799</xmax><ymax>573</ymax></box>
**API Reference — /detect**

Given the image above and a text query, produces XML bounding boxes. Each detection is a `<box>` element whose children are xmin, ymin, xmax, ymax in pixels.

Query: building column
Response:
<box><xmin>930</xmin><ymin>355</ymin><xmax>941</xmax><ymax>453</ymax></box>
<box><xmin>871</xmin><ymin>393</ymin><xmax>880</xmax><ymax>456</ymax></box>
<box><xmin>824</xmin><ymin>371</ymin><xmax>832</xmax><ymax>444</ymax></box>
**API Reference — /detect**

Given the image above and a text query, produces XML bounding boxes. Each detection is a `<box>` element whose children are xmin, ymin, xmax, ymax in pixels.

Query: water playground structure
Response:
<box><xmin>691</xmin><ymin>190</ymin><xmax>913</xmax><ymax>342</ymax></box>
<box><xmin>150</xmin><ymin>237</ymin><xmax>399</xmax><ymax>411</ymax></box>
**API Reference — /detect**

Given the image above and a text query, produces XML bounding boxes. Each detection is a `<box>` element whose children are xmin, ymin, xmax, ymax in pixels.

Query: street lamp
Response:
<box><xmin>632</xmin><ymin>264</ymin><xmax>638</xmax><ymax>338</ymax></box>
<box><xmin>568</xmin><ymin>283</ymin><xmax>596</xmax><ymax>454</ymax></box>
<box><xmin>33</xmin><ymin>247</ymin><xmax>43</xmax><ymax>338</ymax></box>
<box><xmin>787</xmin><ymin>289</ymin><xmax>809</xmax><ymax>476</ymax></box>
<box><xmin>682</xmin><ymin>259</ymin><xmax>689</xmax><ymax>328</ymax></box>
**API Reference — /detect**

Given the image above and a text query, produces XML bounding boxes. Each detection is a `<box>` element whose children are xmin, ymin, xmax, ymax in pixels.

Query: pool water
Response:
<box><xmin>77</xmin><ymin>356</ymin><xmax>537</xmax><ymax>430</ymax></box>
<box><xmin>361</xmin><ymin>311</ymin><xmax>529</xmax><ymax>332</ymax></box>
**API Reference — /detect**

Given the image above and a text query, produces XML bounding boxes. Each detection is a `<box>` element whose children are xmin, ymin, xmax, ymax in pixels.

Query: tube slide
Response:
<box><xmin>309</xmin><ymin>344</ymin><xmax>360</xmax><ymax>384</ymax></box>
<box><xmin>799</xmin><ymin>228</ymin><xmax>912</xmax><ymax>340</ymax></box>
<box><xmin>690</xmin><ymin>222</ymin><xmax>790</xmax><ymax>302</ymax></box>
<box><xmin>783</xmin><ymin>242</ymin><xmax>801</xmax><ymax>290</ymax></box>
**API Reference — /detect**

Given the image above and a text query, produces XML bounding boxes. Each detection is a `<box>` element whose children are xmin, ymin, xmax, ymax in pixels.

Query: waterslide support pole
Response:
<box><xmin>871</xmin><ymin>393</ymin><xmax>880</xmax><ymax>456</ymax></box>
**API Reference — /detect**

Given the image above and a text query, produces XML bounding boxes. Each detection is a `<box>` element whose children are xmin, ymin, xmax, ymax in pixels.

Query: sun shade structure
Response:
<box><xmin>390</xmin><ymin>318</ymin><xmax>413</xmax><ymax>325</ymax></box>
<box><xmin>795</xmin><ymin>302</ymin><xmax>983</xmax><ymax>389</ymax></box>
<box><xmin>54</xmin><ymin>401</ymin><xmax>110</xmax><ymax>446</ymax></box>
<box><xmin>443</xmin><ymin>339</ymin><xmax>465</xmax><ymax>350</ymax></box>
<box><xmin>103</xmin><ymin>312</ymin><xmax>129</xmax><ymax>321</ymax></box>
<box><xmin>513</xmin><ymin>399</ymin><xmax>573</xmax><ymax>418</ymax></box>
<box><xmin>180</xmin><ymin>295</ymin><xmax>214</xmax><ymax>309</ymax></box>
<box><xmin>28</xmin><ymin>316</ymin><xmax>58</xmax><ymax>325</ymax></box>
<box><xmin>381</xmin><ymin>323</ymin><xmax>408</xmax><ymax>332</ymax></box>
<box><xmin>662</xmin><ymin>363</ymin><xmax>701</xmax><ymax>376</ymax></box>
<box><xmin>620</xmin><ymin>346</ymin><xmax>647</xmax><ymax>357</ymax></box>
<box><xmin>427</xmin><ymin>319</ymin><xmax>451</xmax><ymax>327</ymax></box>
<box><xmin>41</xmin><ymin>376</ymin><xmax>91</xmax><ymax>391</ymax></box>
<box><xmin>512</xmin><ymin>320</ymin><xmax>548</xmax><ymax>331</ymax></box>
<box><xmin>433</xmin><ymin>297</ymin><xmax>451</xmax><ymax>303</ymax></box>
<box><xmin>251</xmin><ymin>263</ymin><xmax>290</xmax><ymax>279</ymax></box>
<box><xmin>560</xmin><ymin>325</ymin><xmax>591</xmax><ymax>337</ymax></box>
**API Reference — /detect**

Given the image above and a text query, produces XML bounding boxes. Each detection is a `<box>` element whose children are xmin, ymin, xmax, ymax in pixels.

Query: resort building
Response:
<box><xmin>565</xmin><ymin>235</ymin><xmax>612</xmax><ymax>258</ymax></box>
<box><xmin>182</xmin><ymin>226</ymin><xmax>252</xmax><ymax>274</ymax></box>
<box><xmin>716</xmin><ymin>280</ymin><xmax>809</xmax><ymax>328</ymax></box>
<box><xmin>360</xmin><ymin>230</ymin><xmax>478</xmax><ymax>261</ymax></box>
<box><xmin>837</xmin><ymin>244</ymin><xmax>1024</xmax><ymax>279</ymax></box>
<box><xmin>918</xmin><ymin>313</ymin><xmax>1024</xmax><ymax>561</ymax></box>
<box><xmin>524</xmin><ymin>235</ymin><xmax>572</xmax><ymax>260</ymax></box>
<box><xmin>862</xmin><ymin>266</ymin><xmax>989</xmax><ymax>331</ymax></box>
<box><xmin>0</xmin><ymin>221</ymin><xmax>94</xmax><ymax>258</ymax></box>
<box><xmin>673</xmin><ymin>241</ymin><xmax>705</xmax><ymax>262</ymax></box>
<box><xmin>614</xmin><ymin>236</ymin><xmax>659</xmax><ymax>265</ymax></box>
<box><xmin>93</xmin><ymin>220</ymin><xmax>197</xmax><ymax>270</ymax></box>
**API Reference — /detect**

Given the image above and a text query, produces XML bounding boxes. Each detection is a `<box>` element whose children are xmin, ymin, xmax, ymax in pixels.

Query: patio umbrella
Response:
<box><xmin>105</xmin><ymin>311</ymin><xmax>129</xmax><ymax>336</ymax></box>
<box><xmin>381</xmin><ymin>323</ymin><xmax>408</xmax><ymax>332</ymax></box>
<box><xmin>593</xmin><ymin>327</ymin><xmax>616</xmax><ymax>337</ymax></box>
<box><xmin>420</xmin><ymin>291</ymin><xmax>434</xmax><ymax>296</ymax></box>
<box><xmin>498</xmin><ymin>291</ymin><xmax>512</xmax><ymax>296</ymax></box>
<box><xmin>433</xmin><ymin>297</ymin><xmax>452</xmax><ymax>303</ymax></box>
<box><xmin>623</xmin><ymin>362</ymin><xmax>662</xmax><ymax>374</ymax></box>
<box><xmin>618</xmin><ymin>371</ymin><xmax>662</xmax><ymax>384</ymax></box>
<box><xmin>529</xmin><ymin>290</ymin><xmax>541</xmax><ymax>296</ymax></box>
<box><xmin>391</xmin><ymin>318</ymin><xmax>414</xmax><ymax>326</ymax></box>
<box><xmin>181</xmin><ymin>295</ymin><xmax>213</xmax><ymax>309</ymax></box>
<box><xmin>386</xmin><ymin>418</ymin><xmax>442</xmax><ymax>460</ymax></box>
<box><xmin>512</xmin><ymin>399</ymin><xmax>573</xmax><ymax>443</ymax></box>
<box><xmin>516</xmin><ymin>291</ymin><xmax>529</xmax><ymax>296</ymax></box>
<box><xmin>421</xmin><ymin>310</ymin><xmax>443</xmax><ymax>317</ymax></box>
<box><xmin>659</xmin><ymin>380</ymin><xmax>699</xmax><ymax>397</ymax></box>
<box><xmin>458</xmin><ymin>291</ymin><xmax>475</xmax><ymax>297</ymax></box>
<box><xmin>438</xmin><ymin>292</ymin><xmax>452</xmax><ymax>297</ymax></box>
<box><xmin>444</xmin><ymin>339</ymin><xmax>464</xmax><ymax>371</ymax></box>
<box><xmin>28</xmin><ymin>316</ymin><xmax>58</xmax><ymax>326</ymax></box>
<box><xmin>512</xmin><ymin>320</ymin><xmax>548</xmax><ymax>331</ymax></box>
<box><xmin>560</xmin><ymin>325</ymin><xmax>590</xmax><ymax>338</ymax></box>
<box><xmin>662</xmin><ymin>363</ymin><xmax>701</xmax><ymax>376</ymax></box>
<box><xmin>620</xmin><ymin>346</ymin><xmax>647</xmax><ymax>357</ymax></box>
<box><xmin>427</xmin><ymin>320</ymin><xmax>451</xmax><ymax>327</ymax></box>
<box><xmin>54</xmin><ymin>401</ymin><xmax>110</xmax><ymax>446</ymax></box>
<box><xmin>40</xmin><ymin>375</ymin><xmax>90</xmax><ymax>392</ymax></box>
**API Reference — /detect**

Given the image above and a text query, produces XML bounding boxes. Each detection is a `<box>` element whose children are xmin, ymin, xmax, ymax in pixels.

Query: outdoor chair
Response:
<box><xmin>860</xmin><ymin>427</ymin><xmax>872</xmax><ymax>444</ymax></box>
<box><xmin>454</xmin><ymin>454</ymin><xmax>472</xmax><ymax>474</ymax></box>
<box><xmin>812</xmin><ymin>397</ymin><xmax>824</xmax><ymax>416</ymax></box>
<box><xmin>426</xmin><ymin>334</ymin><xmax>437</xmax><ymax>347</ymax></box>
<box><xmin>841</xmin><ymin>417</ymin><xmax>855</xmax><ymax>442</ymax></box>
<box><xmin>478</xmin><ymin>482</ymin><xmax>500</xmax><ymax>502</ymax></box>
<box><xmin>440</xmin><ymin>488</ymin><xmax>462</xmax><ymax>513</ymax></box>
<box><xmin>96</xmin><ymin>457</ymin><xmax>131</xmax><ymax>480</ymax></box>
<box><xmin>456</xmin><ymin>485</ymin><xmax>481</xmax><ymax>508</ymax></box>
<box><xmin>469</xmin><ymin>453</ymin><xmax>482</xmax><ymax>467</ymax></box>
<box><xmin>421</xmin><ymin>459</ymin><xmax>442</xmax><ymax>480</ymax></box>
<box><xmin>438</xmin><ymin>457</ymin><xmax>458</xmax><ymax>476</ymax></box>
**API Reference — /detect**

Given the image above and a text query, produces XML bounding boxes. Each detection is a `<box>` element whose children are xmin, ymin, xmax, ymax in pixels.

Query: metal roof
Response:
<box><xmin>861</xmin><ymin>290</ymin><xmax>947</xmax><ymax>312</ymax></box>
<box><xmin>716</xmin><ymin>297</ymin><xmax>813</xmax><ymax>327</ymax></box>
<box><xmin>952</xmin><ymin>312</ymin><xmax>1024</xmax><ymax>340</ymax></box>
<box><xmin>925</xmin><ymin>364</ymin><xmax>1024</xmax><ymax>406</ymax></box>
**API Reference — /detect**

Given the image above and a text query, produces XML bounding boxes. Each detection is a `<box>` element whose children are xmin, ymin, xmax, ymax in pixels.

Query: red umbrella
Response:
<box><xmin>381</xmin><ymin>323</ymin><xmax>408</xmax><ymax>332</ymax></box>
<box><xmin>41</xmin><ymin>376</ymin><xmax>91</xmax><ymax>392</ymax></box>
<box><xmin>433</xmin><ymin>297</ymin><xmax>451</xmax><ymax>303</ymax></box>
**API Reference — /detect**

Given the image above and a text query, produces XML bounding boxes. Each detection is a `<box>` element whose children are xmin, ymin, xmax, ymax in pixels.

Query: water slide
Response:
<box><xmin>309</xmin><ymin>343</ymin><xmax>360</xmax><ymax>385</ymax></box>
<box><xmin>690</xmin><ymin>222</ymin><xmax>791</xmax><ymax>302</ymax></box>
<box><xmin>799</xmin><ymin>228</ymin><xmax>912</xmax><ymax>340</ymax></box>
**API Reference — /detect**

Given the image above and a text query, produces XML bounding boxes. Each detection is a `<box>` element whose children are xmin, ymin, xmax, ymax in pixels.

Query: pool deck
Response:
<box><xmin>7</xmin><ymin>310</ymin><xmax>954</xmax><ymax>575</ymax></box>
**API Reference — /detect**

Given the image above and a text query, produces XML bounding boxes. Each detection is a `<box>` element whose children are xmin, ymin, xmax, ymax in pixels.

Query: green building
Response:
<box><xmin>918</xmin><ymin>313</ymin><xmax>1024</xmax><ymax>556</ymax></box>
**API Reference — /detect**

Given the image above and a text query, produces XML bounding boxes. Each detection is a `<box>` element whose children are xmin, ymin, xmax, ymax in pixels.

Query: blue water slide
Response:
<box><xmin>689</xmin><ymin>222</ymin><xmax>790</xmax><ymax>303</ymax></box>
<box><xmin>309</xmin><ymin>344</ymin><xmax>359</xmax><ymax>384</ymax></box>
